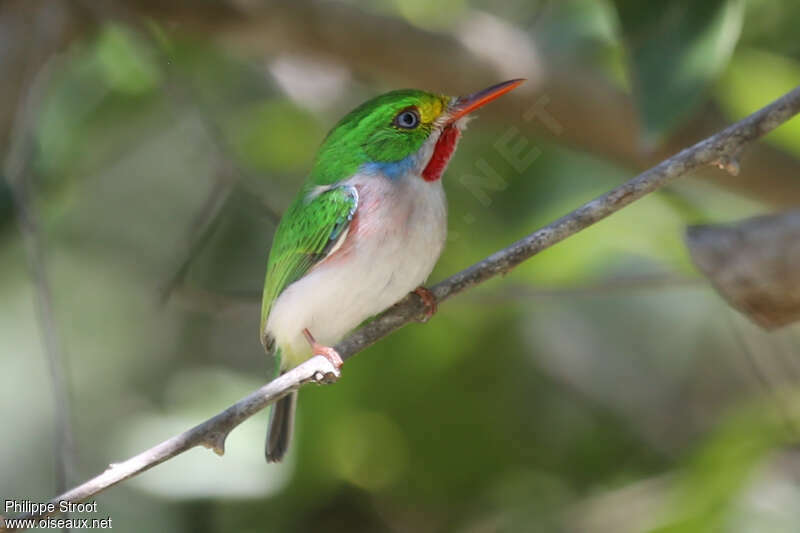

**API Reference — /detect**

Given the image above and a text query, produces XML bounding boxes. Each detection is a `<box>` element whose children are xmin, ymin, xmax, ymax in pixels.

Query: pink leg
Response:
<box><xmin>413</xmin><ymin>286</ymin><xmax>438</xmax><ymax>323</ymax></box>
<box><xmin>302</xmin><ymin>328</ymin><xmax>343</xmax><ymax>369</ymax></box>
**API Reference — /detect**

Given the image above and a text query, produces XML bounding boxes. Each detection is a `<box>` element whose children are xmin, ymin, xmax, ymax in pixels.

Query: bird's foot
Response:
<box><xmin>413</xmin><ymin>286</ymin><xmax>438</xmax><ymax>323</ymax></box>
<box><xmin>302</xmin><ymin>328</ymin><xmax>343</xmax><ymax>370</ymax></box>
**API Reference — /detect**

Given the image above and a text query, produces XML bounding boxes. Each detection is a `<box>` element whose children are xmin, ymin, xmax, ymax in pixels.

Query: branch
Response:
<box><xmin>2</xmin><ymin>82</ymin><xmax>799</xmax><ymax>532</ymax></box>
<box><xmin>0</xmin><ymin>357</ymin><xmax>339</xmax><ymax>532</ymax></box>
<box><xmin>336</xmin><ymin>86</ymin><xmax>800</xmax><ymax>359</ymax></box>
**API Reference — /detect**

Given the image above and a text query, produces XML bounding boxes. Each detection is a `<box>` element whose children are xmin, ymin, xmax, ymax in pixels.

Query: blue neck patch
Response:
<box><xmin>360</xmin><ymin>154</ymin><xmax>417</xmax><ymax>180</ymax></box>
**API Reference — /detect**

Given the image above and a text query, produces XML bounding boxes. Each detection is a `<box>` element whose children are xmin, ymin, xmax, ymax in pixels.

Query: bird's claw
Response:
<box><xmin>314</xmin><ymin>344</ymin><xmax>344</xmax><ymax>370</ymax></box>
<box><xmin>303</xmin><ymin>328</ymin><xmax>344</xmax><ymax>370</ymax></box>
<box><xmin>413</xmin><ymin>286</ymin><xmax>438</xmax><ymax>323</ymax></box>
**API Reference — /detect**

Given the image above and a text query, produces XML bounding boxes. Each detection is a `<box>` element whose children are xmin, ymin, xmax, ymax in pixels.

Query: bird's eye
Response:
<box><xmin>394</xmin><ymin>108</ymin><xmax>420</xmax><ymax>129</ymax></box>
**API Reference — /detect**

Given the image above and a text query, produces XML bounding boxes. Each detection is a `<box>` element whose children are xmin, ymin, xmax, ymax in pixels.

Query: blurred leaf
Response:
<box><xmin>533</xmin><ymin>0</ymin><xmax>619</xmax><ymax>58</ymax></box>
<box><xmin>94</xmin><ymin>24</ymin><xmax>162</xmax><ymax>95</ymax></box>
<box><xmin>36</xmin><ymin>57</ymin><xmax>108</xmax><ymax>178</ymax></box>
<box><xmin>227</xmin><ymin>100</ymin><xmax>323</xmax><ymax>173</ymax></box>
<box><xmin>613</xmin><ymin>0</ymin><xmax>744</xmax><ymax>144</ymax></box>
<box><xmin>327</xmin><ymin>410</ymin><xmax>409</xmax><ymax>491</ymax></box>
<box><xmin>36</xmin><ymin>24</ymin><xmax>165</xmax><ymax>181</ymax></box>
<box><xmin>739</xmin><ymin>0</ymin><xmax>800</xmax><ymax>59</ymax></box>
<box><xmin>390</xmin><ymin>0</ymin><xmax>466</xmax><ymax>30</ymax></box>
<box><xmin>649</xmin><ymin>401</ymin><xmax>790</xmax><ymax>533</ymax></box>
<box><xmin>686</xmin><ymin>211</ymin><xmax>800</xmax><ymax>330</ymax></box>
<box><xmin>716</xmin><ymin>48</ymin><xmax>800</xmax><ymax>155</ymax></box>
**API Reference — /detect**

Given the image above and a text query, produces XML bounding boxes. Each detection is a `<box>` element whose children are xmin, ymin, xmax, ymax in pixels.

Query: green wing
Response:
<box><xmin>260</xmin><ymin>184</ymin><xmax>358</xmax><ymax>348</ymax></box>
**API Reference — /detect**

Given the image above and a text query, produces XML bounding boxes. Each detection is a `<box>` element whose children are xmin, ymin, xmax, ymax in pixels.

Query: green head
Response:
<box><xmin>309</xmin><ymin>79</ymin><xmax>524</xmax><ymax>185</ymax></box>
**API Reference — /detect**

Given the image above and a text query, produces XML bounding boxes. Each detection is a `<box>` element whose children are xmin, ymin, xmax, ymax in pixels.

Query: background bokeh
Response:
<box><xmin>2</xmin><ymin>1</ymin><xmax>800</xmax><ymax>532</ymax></box>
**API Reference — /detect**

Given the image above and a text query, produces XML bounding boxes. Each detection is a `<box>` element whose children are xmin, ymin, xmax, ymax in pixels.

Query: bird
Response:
<box><xmin>260</xmin><ymin>78</ymin><xmax>524</xmax><ymax>462</ymax></box>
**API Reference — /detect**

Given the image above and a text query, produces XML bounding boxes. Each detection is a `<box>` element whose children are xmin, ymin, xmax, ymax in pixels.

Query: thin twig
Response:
<box><xmin>158</xmin><ymin>176</ymin><xmax>234</xmax><ymax>303</ymax></box>
<box><xmin>154</xmin><ymin>68</ymin><xmax>282</xmax><ymax>303</ymax></box>
<box><xmin>2</xmin><ymin>57</ymin><xmax>75</xmax><ymax>521</ymax></box>
<box><xmin>2</xmin><ymin>83</ymin><xmax>800</xmax><ymax>532</ymax></box>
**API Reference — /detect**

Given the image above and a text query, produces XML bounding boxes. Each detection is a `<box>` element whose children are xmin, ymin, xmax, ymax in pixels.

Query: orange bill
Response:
<box><xmin>448</xmin><ymin>78</ymin><xmax>526</xmax><ymax>122</ymax></box>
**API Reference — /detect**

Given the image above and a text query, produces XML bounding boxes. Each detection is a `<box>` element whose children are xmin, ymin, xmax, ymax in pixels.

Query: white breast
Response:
<box><xmin>265</xmin><ymin>173</ymin><xmax>447</xmax><ymax>368</ymax></box>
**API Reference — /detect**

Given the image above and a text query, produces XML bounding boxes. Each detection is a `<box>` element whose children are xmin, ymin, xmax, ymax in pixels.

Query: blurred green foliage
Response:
<box><xmin>2</xmin><ymin>1</ymin><xmax>800</xmax><ymax>533</ymax></box>
<box><xmin>717</xmin><ymin>48</ymin><xmax>800</xmax><ymax>154</ymax></box>
<box><xmin>614</xmin><ymin>0</ymin><xmax>744</xmax><ymax>144</ymax></box>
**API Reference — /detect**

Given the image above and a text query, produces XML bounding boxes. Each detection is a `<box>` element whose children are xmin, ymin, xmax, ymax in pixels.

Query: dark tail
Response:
<box><xmin>266</xmin><ymin>391</ymin><xmax>297</xmax><ymax>462</ymax></box>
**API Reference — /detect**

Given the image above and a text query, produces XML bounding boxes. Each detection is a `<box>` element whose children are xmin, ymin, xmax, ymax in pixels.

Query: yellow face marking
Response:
<box><xmin>417</xmin><ymin>96</ymin><xmax>447</xmax><ymax>125</ymax></box>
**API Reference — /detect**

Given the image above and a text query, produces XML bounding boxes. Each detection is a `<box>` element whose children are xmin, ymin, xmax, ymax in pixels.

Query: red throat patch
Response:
<box><xmin>422</xmin><ymin>125</ymin><xmax>461</xmax><ymax>182</ymax></box>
